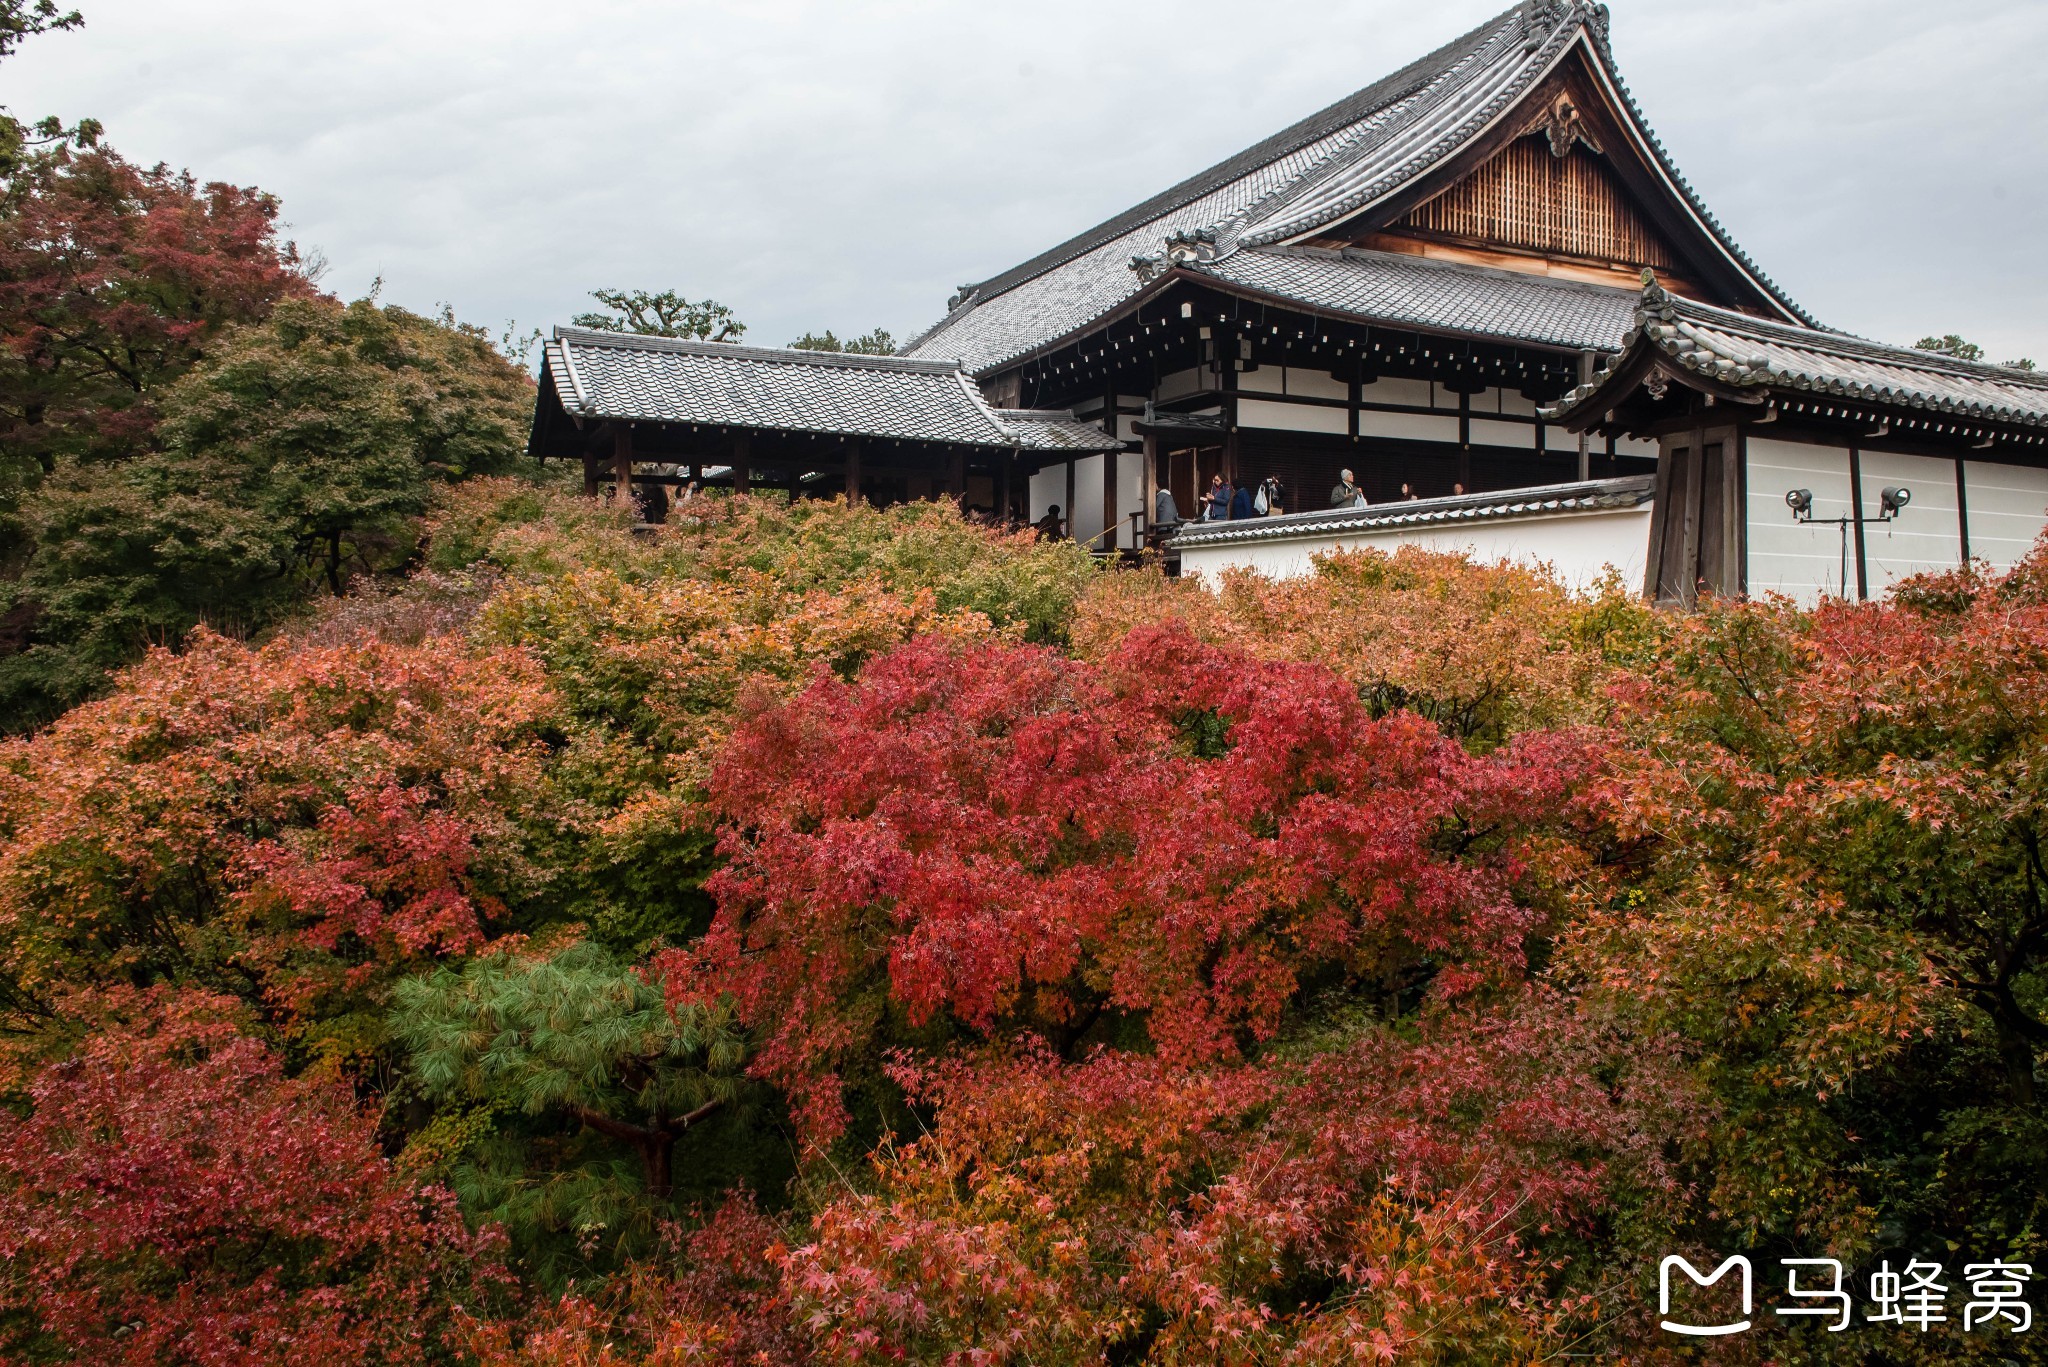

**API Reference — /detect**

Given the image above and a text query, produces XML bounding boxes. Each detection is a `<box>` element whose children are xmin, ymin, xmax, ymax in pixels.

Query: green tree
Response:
<box><xmin>0</xmin><ymin>294</ymin><xmax>533</xmax><ymax>727</ymax></box>
<box><xmin>787</xmin><ymin>327</ymin><xmax>896</xmax><ymax>355</ymax></box>
<box><xmin>0</xmin><ymin>1</ymin><xmax>90</xmax><ymax>171</ymax></box>
<box><xmin>1915</xmin><ymin>332</ymin><xmax>2036</xmax><ymax>371</ymax></box>
<box><xmin>392</xmin><ymin>941</ymin><xmax>751</xmax><ymax>1283</ymax></box>
<box><xmin>572</xmin><ymin>288</ymin><xmax>743</xmax><ymax>341</ymax></box>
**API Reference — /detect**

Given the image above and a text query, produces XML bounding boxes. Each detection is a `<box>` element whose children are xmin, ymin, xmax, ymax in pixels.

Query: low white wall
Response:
<box><xmin>1176</xmin><ymin>505</ymin><xmax>1651</xmax><ymax>592</ymax></box>
<box><xmin>1964</xmin><ymin>458</ymin><xmax>2048</xmax><ymax>571</ymax></box>
<box><xmin>1859</xmin><ymin>450</ymin><xmax>1963</xmax><ymax>590</ymax></box>
<box><xmin>1746</xmin><ymin>437</ymin><xmax>1855</xmax><ymax>605</ymax></box>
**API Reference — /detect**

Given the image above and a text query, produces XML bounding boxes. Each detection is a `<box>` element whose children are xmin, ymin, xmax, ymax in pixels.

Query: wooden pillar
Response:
<box><xmin>1577</xmin><ymin>350</ymin><xmax>1596</xmax><ymax>482</ymax></box>
<box><xmin>1457</xmin><ymin>389</ymin><xmax>1471</xmax><ymax>490</ymax></box>
<box><xmin>998</xmin><ymin>450</ymin><xmax>1014</xmax><ymax>524</ymax></box>
<box><xmin>949</xmin><ymin>450</ymin><xmax>966</xmax><ymax>506</ymax></box>
<box><xmin>1102</xmin><ymin>450</ymin><xmax>1118</xmax><ymax>550</ymax></box>
<box><xmin>1848</xmin><ymin>446</ymin><xmax>1868</xmax><ymax>601</ymax></box>
<box><xmin>613</xmin><ymin>426</ymin><xmax>633</xmax><ymax>514</ymax></box>
<box><xmin>582</xmin><ymin>454</ymin><xmax>600</xmax><ymax>498</ymax></box>
<box><xmin>1678</xmin><ymin>415</ymin><xmax>1705</xmax><ymax>608</ymax></box>
<box><xmin>732</xmin><ymin>434</ymin><xmax>751</xmax><ymax>493</ymax></box>
<box><xmin>844</xmin><ymin>441</ymin><xmax>862</xmax><ymax>504</ymax></box>
<box><xmin>1956</xmin><ymin>456</ymin><xmax>1972</xmax><ymax>562</ymax></box>
<box><xmin>1142</xmin><ymin>432</ymin><xmax>1158</xmax><ymax>540</ymax></box>
<box><xmin>1064</xmin><ymin>458</ymin><xmax>1077</xmax><ymax>542</ymax></box>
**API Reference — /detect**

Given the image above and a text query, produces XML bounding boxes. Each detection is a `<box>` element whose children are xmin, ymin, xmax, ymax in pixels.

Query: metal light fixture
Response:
<box><xmin>1786</xmin><ymin>484</ymin><xmax>1913</xmax><ymax>600</ymax></box>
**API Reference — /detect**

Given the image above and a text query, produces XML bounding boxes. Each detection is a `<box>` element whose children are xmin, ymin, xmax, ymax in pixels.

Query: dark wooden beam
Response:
<box><xmin>732</xmin><ymin>433</ymin><xmax>751</xmax><ymax>493</ymax></box>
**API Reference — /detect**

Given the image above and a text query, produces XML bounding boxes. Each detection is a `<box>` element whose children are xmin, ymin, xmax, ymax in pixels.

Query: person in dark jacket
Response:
<box><xmin>1205</xmin><ymin>474</ymin><xmax>1232</xmax><ymax>521</ymax></box>
<box><xmin>1154</xmin><ymin>487</ymin><xmax>1181</xmax><ymax>531</ymax></box>
<box><xmin>1034</xmin><ymin>504</ymin><xmax>1065</xmax><ymax>541</ymax></box>
<box><xmin>1230</xmin><ymin>482</ymin><xmax>1254</xmax><ymax>520</ymax></box>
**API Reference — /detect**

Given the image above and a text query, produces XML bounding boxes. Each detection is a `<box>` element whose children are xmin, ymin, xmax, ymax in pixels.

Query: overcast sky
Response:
<box><xmin>9</xmin><ymin>0</ymin><xmax>2047</xmax><ymax>362</ymax></box>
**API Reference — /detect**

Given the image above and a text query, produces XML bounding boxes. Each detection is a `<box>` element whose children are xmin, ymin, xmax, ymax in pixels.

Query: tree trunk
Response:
<box><xmin>642</xmin><ymin>1135</ymin><xmax>673</xmax><ymax>1200</ymax></box>
<box><xmin>326</xmin><ymin>531</ymin><xmax>343</xmax><ymax>596</ymax></box>
<box><xmin>1994</xmin><ymin>1013</ymin><xmax>2039</xmax><ymax>1107</ymax></box>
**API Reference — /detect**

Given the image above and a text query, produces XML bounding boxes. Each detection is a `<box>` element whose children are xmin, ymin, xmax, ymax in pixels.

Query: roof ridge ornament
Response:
<box><xmin>1130</xmin><ymin>226</ymin><xmax>1222</xmax><ymax>282</ymax></box>
<box><xmin>1533</xmin><ymin>92</ymin><xmax>1602</xmax><ymax>158</ymax></box>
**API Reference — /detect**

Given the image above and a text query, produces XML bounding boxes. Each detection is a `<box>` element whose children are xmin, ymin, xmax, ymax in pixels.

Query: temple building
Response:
<box><xmin>527</xmin><ymin>0</ymin><xmax>2048</xmax><ymax>605</ymax></box>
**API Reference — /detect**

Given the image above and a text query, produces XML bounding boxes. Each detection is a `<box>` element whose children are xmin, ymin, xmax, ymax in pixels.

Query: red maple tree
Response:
<box><xmin>676</xmin><ymin>624</ymin><xmax>1597</xmax><ymax>1142</ymax></box>
<box><xmin>0</xmin><ymin>988</ymin><xmax>505</xmax><ymax>1366</ymax></box>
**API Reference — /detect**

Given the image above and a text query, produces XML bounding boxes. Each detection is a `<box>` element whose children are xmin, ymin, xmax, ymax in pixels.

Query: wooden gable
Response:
<box><xmin>1294</xmin><ymin>47</ymin><xmax>1781</xmax><ymax>315</ymax></box>
<box><xmin>1392</xmin><ymin>134</ymin><xmax>1685</xmax><ymax>275</ymax></box>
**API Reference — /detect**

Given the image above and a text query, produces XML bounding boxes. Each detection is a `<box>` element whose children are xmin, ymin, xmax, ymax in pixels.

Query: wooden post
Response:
<box><xmin>1848</xmin><ymin>447</ymin><xmax>1868</xmax><ymax>601</ymax></box>
<box><xmin>732</xmin><ymin>434</ymin><xmax>751</xmax><ymax>493</ymax></box>
<box><xmin>1956</xmin><ymin>456</ymin><xmax>1971</xmax><ymax>562</ymax></box>
<box><xmin>844</xmin><ymin>441</ymin><xmax>862</xmax><ymax>504</ymax></box>
<box><xmin>1457</xmin><ymin>390</ymin><xmax>1471</xmax><ymax>490</ymax></box>
<box><xmin>613</xmin><ymin>426</ymin><xmax>633</xmax><ymax>515</ymax></box>
<box><xmin>998</xmin><ymin>451</ymin><xmax>1013</xmax><ymax>525</ymax></box>
<box><xmin>582</xmin><ymin>454</ymin><xmax>600</xmax><ymax>498</ymax></box>
<box><xmin>949</xmin><ymin>450</ymin><xmax>966</xmax><ymax>506</ymax></box>
<box><xmin>1678</xmin><ymin>415</ymin><xmax>1705</xmax><ymax>608</ymax></box>
<box><xmin>1102</xmin><ymin>450</ymin><xmax>1118</xmax><ymax>551</ymax></box>
<box><xmin>1064</xmin><ymin>459</ymin><xmax>1077</xmax><ymax>542</ymax></box>
<box><xmin>1142</xmin><ymin>431</ymin><xmax>1158</xmax><ymax>541</ymax></box>
<box><xmin>1577</xmin><ymin>349</ymin><xmax>1596</xmax><ymax>481</ymax></box>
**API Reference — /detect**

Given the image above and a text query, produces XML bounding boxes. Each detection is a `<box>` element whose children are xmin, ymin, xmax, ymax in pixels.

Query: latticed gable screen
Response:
<box><xmin>1398</xmin><ymin>136</ymin><xmax>1679</xmax><ymax>271</ymax></box>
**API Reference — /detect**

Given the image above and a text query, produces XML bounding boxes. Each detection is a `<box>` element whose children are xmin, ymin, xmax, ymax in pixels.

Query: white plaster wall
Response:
<box><xmin>1284</xmin><ymin>368</ymin><xmax>1350</xmax><ymax>400</ymax></box>
<box><xmin>1176</xmin><ymin>506</ymin><xmax>1651</xmax><ymax>593</ymax></box>
<box><xmin>1470</xmin><ymin>418</ymin><xmax>1535</xmax><ymax>449</ymax></box>
<box><xmin>1239</xmin><ymin>398</ymin><xmax>1348</xmax><ymax>434</ymax></box>
<box><xmin>1028</xmin><ymin>464</ymin><xmax>1066</xmax><ymax>526</ymax></box>
<box><xmin>1236</xmin><ymin>368</ymin><xmax>1284</xmax><ymax>395</ymax></box>
<box><xmin>1616</xmin><ymin>434</ymin><xmax>1658</xmax><ymax>457</ymax></box>
<box><xmin>1858</xmin><ymin>451</ymin><xmax>1963</xmax><ymax>591</ymax></box>
<box><xmin>1118</xmin><ymin>451</ymin><xmax>1145</xmax><ymax>549</ymax></box>
<box><xmin>1544</xmin><ymin>425</ymin><xmax>1579</xmax><ymax>453</ymax></box>
<box><xmin>1070</xmin><ymin>453</ymin><xmax>1107</xmax><ymax>548</ymax></box>
<box><xmin>1156</xmin><ymin>367</ymin><xmax>1204</xmax><ymax>401</ymax></box>
<box><xmin>1746</xmin><ymin>437</ymin><xmax>1855</xmax><ymax>604</ymax></box>
<box><xmin>1964</xmin><ymin>459</ymin><xmax>2048</xmax><ymax>571</ymax></box>
<box><xmin>1364</xmin><ymin>376</ymin><xmax>1432</xmax><ymax>407</ymax></box>
<box><xmin>1359</xmin><ymin>410</ymin><xmax>1460</xmax><ymax>442</ymax></box>
<box><xmin>1499</xmin><ymin>389</ymin><xmax>1539</xmax><ymax>417</ymax></box>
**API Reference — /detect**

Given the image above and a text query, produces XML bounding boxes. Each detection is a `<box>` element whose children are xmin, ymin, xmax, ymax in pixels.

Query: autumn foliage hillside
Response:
<box><xmin>0</xmin><ymin>484</ymin><xmax>2042</xmax><ymax>1366</ymax></box>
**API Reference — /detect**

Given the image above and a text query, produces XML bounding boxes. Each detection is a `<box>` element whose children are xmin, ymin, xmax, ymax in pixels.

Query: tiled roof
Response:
<box><xmin>905</xmin><ymin>1</ymin><xmax>1805</xmax><ymax>375</ymax></box>
<box><xmin>1195</xmin><ymin>246</ymin><xmax>1640</xmax><ymax>352</ymax></box>
<box><xmin>1544</xmin><ymin>282</ymin><xmax>2048</xmax><ymax>431</ymax></box>
<box><xmin>1166</xmin><ymin>474</ymin><xmax>1655</xmax><ymax>549</ymax></box>
<box><xmin>995</xmin><ymin>409</ymin><xmax>1126</xmax><ymax>453</ymax></box>
<box><xmin>542</xmin><ymin>328</ymin><xmax>1020</xmax><ymax>447</ymax></box>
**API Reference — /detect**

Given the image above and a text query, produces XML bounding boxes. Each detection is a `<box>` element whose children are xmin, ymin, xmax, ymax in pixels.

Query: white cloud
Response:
<box><xmin>9</xmin><ymin>0</ymin><xmax>2046</xmax><ymax>361</ymax></box>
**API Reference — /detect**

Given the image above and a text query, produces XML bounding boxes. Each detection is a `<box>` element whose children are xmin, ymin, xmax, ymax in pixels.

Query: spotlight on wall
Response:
<box><xmin>1785</xmin><ymin>488</ymin><xmax>1813</xmax><ymax>515</ymax></box>
<box><xmin>1881</xmin><ymin>486</ymin><xmax>1912</xmax><ymax>516</ymax></box>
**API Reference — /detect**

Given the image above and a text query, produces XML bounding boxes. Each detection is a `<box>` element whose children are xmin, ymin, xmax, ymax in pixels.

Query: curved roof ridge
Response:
<box><xmin>947</xmin><ymin>5</ymin><xmax>1526</xmax><ymax>312</ymax></box>
<box><xmin>1572</xmin><ymin>22</ymin><xmax>1814</xmax><ymax>326</ymax></box>
<box><xmin>553</xmin><ymin>325</ymin><xmax>967</xmax><ymax>374</ymax></box>
<box><xmin>1236</xmin><ymin>11</ymin><xmax>1568</xmax><ymax>247</ymax></box>
<box><xmin>1652</xmin><ymin>287</ymin><xmax>2048</xmax><ymax>390</ymax></box>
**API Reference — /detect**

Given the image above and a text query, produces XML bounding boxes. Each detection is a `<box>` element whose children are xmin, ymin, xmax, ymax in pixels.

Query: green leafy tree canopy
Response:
<box><xmin>572</xmin><ymin>289</ymin><xmax>743</xmax><ymax>342</ymax></box>
<box><xmin>1915</xmin><ymin>331</ymin><xmax>2036</xmax><ymax>371</ymax></box>
<box><xmin>787</xmin><ymin>327</ymin><xmax>896</xmax><ymax>355</ymax></box>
